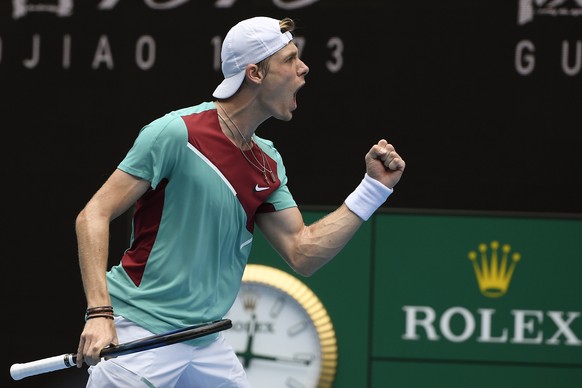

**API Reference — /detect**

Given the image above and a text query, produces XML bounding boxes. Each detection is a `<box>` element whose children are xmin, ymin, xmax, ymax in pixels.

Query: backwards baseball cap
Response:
<box><xmin>213</xmin><ymin>17</ymin><xmax>293</xmax><ymax>99</ymax></box>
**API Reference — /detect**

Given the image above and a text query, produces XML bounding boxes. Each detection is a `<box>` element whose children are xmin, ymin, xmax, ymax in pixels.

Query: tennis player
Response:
<box><xmin>75</xmin><ymin>16</ymin><xmax>405</xmax><ymax>387</ymax></box>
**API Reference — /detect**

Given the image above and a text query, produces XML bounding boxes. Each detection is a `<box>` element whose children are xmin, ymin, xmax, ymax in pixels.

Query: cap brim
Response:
<box><xmin>212</xmin><ymin>70</ymin><xmax>246</xmax><ymax>99</ymax></box>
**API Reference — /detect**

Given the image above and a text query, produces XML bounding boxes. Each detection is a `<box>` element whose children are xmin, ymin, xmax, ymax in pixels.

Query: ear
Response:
<box><xmin>245</xmin><ymin>64</ymin><xmax>263</xmax><ymax>86</ymax></box>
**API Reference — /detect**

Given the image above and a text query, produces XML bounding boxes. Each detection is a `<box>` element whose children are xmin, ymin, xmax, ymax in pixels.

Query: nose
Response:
<box><xmin>298</xmin><ymin>59</ymin><xmax>309</xmax><ymax>77</ymax></box>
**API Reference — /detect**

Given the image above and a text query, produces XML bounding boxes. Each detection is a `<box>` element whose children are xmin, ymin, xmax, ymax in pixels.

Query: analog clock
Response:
<box><xmin>224</xmin><ymin>264</ymin><xmax>338</xmax><ymax>388</ymax></box>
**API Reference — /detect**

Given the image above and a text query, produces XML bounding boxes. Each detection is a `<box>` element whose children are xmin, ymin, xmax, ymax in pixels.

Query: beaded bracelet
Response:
<box><xmin>86</xmin><ymin>305</ymin><xmax>113</xmax><ymax>313</ymax></box>
<box><xmin>86</xmin><ymin>314</ymin><xmax>114</xmax><ymax>321</ymax></box>
<box><xmin>85</xmin><ymin>305</ymin><xmax>114</xmax><ymax>321</ymax></box>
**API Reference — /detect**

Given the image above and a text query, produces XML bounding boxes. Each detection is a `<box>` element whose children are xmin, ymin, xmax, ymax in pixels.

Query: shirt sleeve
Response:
<box><xmin>255</xmin><ymin>136</ymin><xmax>297</xmax><ymax>213</ymax></box>
<box><xmin>117</xmin><ymin>115</ymin><xmax>187</xmax><ymax>189</ymax></box>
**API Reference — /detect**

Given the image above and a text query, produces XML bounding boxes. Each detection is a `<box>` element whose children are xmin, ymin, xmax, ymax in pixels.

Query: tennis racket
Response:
<box><xmin>10</xmin><ymin>318</ymin><xmax>232</xmax><ymax>381</ymax></box>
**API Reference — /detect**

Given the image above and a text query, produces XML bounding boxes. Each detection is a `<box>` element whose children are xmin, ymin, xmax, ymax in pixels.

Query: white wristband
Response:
<box><xmin>344</xmin><ymin>174</ymin><xmax>393</xmax><ymax>221</ymax></box>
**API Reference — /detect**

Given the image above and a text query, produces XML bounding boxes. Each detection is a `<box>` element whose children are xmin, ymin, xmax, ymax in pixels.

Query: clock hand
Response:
<box><xmin>239</xmin><ymin>313</ymin><xmax>257</xmax><ymax>368</ymax></box>
<box><xmin>248</xmin><ymin>353</ymin><xmax>315</xmax><ymax>365</ymax></box>
<box><xmin>237</xmin><ymin>313</ymin><xmax>315</xmax><ymax>367</ymax></box>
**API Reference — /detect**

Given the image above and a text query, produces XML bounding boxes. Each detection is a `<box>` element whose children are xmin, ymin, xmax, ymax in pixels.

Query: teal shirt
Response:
<box><xmin>107</xmin><ymin>101</ymin><xmax>296</xmax><ymax>345</ymax></box>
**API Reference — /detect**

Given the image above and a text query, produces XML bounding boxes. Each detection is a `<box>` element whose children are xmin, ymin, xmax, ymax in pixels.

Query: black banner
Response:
<box><xmin>1</xmin><ymin>1</ymin><xmax>580</xmax><ymax>215</ymax></box>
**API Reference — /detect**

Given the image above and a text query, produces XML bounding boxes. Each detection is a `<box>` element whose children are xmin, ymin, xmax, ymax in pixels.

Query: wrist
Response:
<box><xmin>344</xmin><ymin>174</ymin><xmax>393</xmax><ymax>221</ymax></box>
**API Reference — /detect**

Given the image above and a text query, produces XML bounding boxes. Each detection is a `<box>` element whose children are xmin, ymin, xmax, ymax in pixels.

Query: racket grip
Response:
<box><xmin>10</xmin><ymin>353</ymin><xmax>76</xmax><ymax>380</ymax></box>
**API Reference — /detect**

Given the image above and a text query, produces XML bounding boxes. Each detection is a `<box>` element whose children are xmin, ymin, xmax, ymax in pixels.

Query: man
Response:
<box><xmin>75</xmin><ymin>16</ymin><xmax>405</xmax><ymax>387</ymax></box>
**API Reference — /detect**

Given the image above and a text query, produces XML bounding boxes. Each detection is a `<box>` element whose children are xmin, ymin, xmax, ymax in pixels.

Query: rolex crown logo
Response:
<box><xmin>242</xmin><ymin>292</ymin><xmax>258</xmax><ymax>312</ymax></box>
<box><xmin>468</xmin><ymin>240</ymin><xmax>521</xmax><ymax>298</ymax></box>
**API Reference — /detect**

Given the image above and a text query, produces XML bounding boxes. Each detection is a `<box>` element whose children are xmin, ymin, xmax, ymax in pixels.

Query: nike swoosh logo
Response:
<box><xmin>254</xmin><ymin>184</ymin><xmax>270</xmax><ymax>192</ymax></box>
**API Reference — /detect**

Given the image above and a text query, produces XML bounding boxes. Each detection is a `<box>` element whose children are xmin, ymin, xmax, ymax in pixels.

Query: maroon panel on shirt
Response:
<box><xmin>121</xmin><ymin>179</ymin><xmax>167</xmax><ymax>287</ymax></box>
<box><xmin>182</xmin><ymin>109</ymin><xmax>281</xmax><ymax>232</ymax></box>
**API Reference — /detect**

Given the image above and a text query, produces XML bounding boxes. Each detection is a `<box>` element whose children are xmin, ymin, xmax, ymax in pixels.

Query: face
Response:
<box><xmin>258</xmin><ymin>43</ymin><xmax>309</xmax><ymax>121</ymax></box>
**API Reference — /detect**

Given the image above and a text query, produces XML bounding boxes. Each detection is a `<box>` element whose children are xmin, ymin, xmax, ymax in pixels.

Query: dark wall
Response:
<box><xmin>2</xmin><ymin>1</ymin><xmax>580</xmax><ymax>387</ymax></box>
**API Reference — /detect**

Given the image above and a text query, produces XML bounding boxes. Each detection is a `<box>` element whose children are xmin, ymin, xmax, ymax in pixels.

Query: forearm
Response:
<box><xmin>76</xmin><ymin>208</ymin><xmax>112</xmax><ymax>308</ymax></box>
<box><xmin>75</xmin><ymin>212</ymin><xmax>117</xmax><ymax>368</ymax></box>
<box><xmin>295</xmin><ymin>173</ymin><xmax>393</xmax><ymax>272</ymax></box>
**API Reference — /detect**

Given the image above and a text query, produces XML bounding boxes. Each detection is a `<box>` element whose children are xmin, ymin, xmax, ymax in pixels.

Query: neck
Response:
<box><xmin>215</xmin><ymin>102</ymin><xmax>251</xmax><ymax>150</ymax></box>
<box><xmin>215</xmin><ymin>99</ymin><xmax>269</xmax><ymax>140</ymax></box>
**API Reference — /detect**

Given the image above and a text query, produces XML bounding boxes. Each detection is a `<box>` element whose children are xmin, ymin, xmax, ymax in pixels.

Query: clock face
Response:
<box><xmin>224</xmin><ymin>264</ymin><xmax>337</xmax><ymax>388</ymax></box>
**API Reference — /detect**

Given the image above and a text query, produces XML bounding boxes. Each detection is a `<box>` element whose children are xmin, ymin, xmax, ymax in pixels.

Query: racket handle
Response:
<box><xmin>10</xmin><ymin>353</ymin><xmax>76</xmax><ymax>380</ymax></box>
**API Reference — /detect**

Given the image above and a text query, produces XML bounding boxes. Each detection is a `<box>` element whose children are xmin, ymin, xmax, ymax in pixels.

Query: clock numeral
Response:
<box><xmin>285</xmin><ymin>376</ymin><xmax>306</xmax><ymax>388</ymax></box>
<box><xmin>270</xmin><ymin>296</ymin><xmax>285</xmax><ymax>318</ymax></box>
<box><xmin>287</xmin><ymin>321</ymin><xmax>309</xmax><ymax>337</ymax></box>
<box><xmin>294</xmin><ymin>352</ymin><xmax>315</xmax><ymax>365</ymax></box>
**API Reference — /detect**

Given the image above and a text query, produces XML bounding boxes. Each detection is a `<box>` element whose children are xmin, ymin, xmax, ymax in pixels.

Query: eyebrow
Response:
<box><xmin>285</xmin><ymin>46</ymin><xmax>299</xmax><ymax>59</ymax></box>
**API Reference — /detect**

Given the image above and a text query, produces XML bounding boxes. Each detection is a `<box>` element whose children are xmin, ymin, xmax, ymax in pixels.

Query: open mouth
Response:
<box><xmin>293</xmin><ymin>83</ymin><xmax>305</xmax><ymax>108</ymax></box>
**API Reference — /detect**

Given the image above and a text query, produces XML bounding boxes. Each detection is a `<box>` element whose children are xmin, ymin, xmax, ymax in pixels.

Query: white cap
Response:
<box><xmin>213</xmin><ymin>17</ymin><xmax>293</xmax><ymax>99</ymax></box>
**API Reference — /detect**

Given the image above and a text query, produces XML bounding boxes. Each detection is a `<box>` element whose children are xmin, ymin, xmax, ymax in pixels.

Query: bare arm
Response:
<box><xmin>256</xmin><ymin>204</ymin><xmax>363</xmax><ymax>276</ymax></box>
<box><xmin>256</xmin><ymin>139</ymin><xmax>405</xmax><ymax>276</ymax></box>
<box><xmin>75</xmin><ymin>168</ymin><xmax>150</xmax><ymax>367</ymax></box>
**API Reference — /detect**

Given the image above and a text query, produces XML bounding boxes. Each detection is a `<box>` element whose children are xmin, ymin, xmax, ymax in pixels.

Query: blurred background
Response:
<box><xmin>2</xmin><ymin>0</ymin><xmax>580</xmax><ymax>387</ymax></box>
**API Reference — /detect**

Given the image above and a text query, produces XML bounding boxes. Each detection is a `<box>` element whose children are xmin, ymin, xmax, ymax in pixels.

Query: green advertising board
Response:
<box><xmin>372</xmin><ymin>213</ymin><xmax>582</xmax><ymax>387</ymax></box>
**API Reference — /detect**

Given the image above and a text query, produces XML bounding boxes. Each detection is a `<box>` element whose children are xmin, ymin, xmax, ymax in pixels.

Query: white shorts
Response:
<box><xmin>86</xmin><ymin>316</ymin><xmax>250</xmax><ymax>388</ymax></box>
